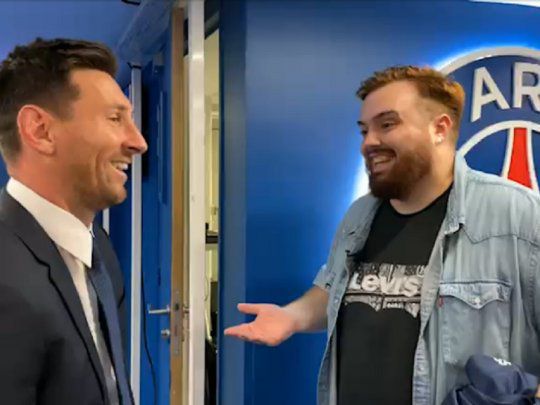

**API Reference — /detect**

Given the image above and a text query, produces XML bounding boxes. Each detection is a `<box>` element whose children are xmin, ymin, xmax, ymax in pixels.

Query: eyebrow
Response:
<box><xmin>357</xmin><ymin>110</ymin><xmax>400</xmax><ymax>127</ymax></box>
<box><xmin>109</xmin><ymin>104</ymin><xmax>131</xmax><ymax>113</ymax></box>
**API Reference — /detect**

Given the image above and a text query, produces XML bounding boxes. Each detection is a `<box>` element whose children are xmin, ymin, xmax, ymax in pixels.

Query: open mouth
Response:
<box><xmin>367</xmin><ymin>153</ymin><xmax>395</xmax><ymax>175</ymax></box>
<box><xmin>111</xmin><ymin>161</ymin><xmax>130</xmax><ymax>178</ymax></box>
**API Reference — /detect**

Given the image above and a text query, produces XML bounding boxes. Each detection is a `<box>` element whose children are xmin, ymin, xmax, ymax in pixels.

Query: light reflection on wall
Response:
<box><xmin>471</xmin><ymin>0</ymin><xmax>540</xmax><ymax>7</ymax></box>
<box><xmin>352</xmin><ymin>157</ymin><xmax>370</xmax><ymax>202</ymax></box>
<box><xmin>434</xmin><ymin>42</ymin><xmax>535</xmax><ymax>70</ymax></box>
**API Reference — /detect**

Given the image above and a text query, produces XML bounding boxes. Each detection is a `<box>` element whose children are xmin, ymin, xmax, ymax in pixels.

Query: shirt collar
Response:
<box><xmin>6</xmin><ymin>178</ymin><xmax>93</xmax><ymax>267</ymax></box>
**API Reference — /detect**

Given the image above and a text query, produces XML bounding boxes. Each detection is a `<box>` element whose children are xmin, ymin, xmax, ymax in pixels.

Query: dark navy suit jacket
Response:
<box><xmin>0</xmin><ymin>190</ymin><xmax>128</xmax><ymax>405</ymax></box>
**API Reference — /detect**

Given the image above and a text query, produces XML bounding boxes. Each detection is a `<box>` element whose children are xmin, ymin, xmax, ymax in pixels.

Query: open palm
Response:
<box><xmin>224</xmin><ymin>303</ymin><xmax>297</xmax><ymax>346</ymax></box>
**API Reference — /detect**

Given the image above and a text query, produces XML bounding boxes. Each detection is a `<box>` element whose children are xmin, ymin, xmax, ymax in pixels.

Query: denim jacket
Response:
<box><xmin>314</xmin><ymin>156</ymin><xmax>540</xmax><ymax>405</ymax></box>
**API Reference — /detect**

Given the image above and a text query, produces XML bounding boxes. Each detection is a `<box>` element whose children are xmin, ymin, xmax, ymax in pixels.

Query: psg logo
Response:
<box><xmin>440</xmin><ymin>47</ymin><xmax>540</xmax><ymax>192</ymax></box>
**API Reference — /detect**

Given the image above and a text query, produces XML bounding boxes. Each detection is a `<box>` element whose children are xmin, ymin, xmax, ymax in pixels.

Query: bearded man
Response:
<box><xmin>225</xmin><ymin>66</ymin><xmax>540</xmax><ymax>405</ymax></box>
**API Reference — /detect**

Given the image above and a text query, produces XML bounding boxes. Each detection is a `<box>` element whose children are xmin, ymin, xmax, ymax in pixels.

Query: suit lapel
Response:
<box><xmin>0</xmin><ymin>190</ymin><xmax>108</xmax><ymax>402</ymax></box>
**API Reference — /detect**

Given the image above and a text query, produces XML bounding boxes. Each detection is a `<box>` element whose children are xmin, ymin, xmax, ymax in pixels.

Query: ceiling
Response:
<box><xmin>0</xmin><ymin>0</ymin><xmax>139</xmax><ymax>86</ymax></box>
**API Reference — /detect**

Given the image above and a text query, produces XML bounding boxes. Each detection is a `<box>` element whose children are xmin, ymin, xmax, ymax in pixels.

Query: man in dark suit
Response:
<box><xmin>0</xmin><ymin>38</ymin><xmax>147</xmax><ymax>404</ymax></box>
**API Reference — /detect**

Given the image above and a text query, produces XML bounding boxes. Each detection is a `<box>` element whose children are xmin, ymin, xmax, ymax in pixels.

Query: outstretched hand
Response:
<box><xmin>224</xmin><ymin>303</ymin><xmax>298</xmax><ymax>346</ymax></box>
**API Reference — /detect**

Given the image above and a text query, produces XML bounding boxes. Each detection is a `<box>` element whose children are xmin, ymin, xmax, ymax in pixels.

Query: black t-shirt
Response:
<box><xmin>337</xmin><ymin>187</ymin><xmax>450</xmax><ymax>405</ymax></box>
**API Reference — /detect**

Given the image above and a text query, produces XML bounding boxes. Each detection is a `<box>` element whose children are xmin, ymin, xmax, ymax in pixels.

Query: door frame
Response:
<box><xmin>171</xmin><ymin>2</ymin><xmax>207</xmax><ymax>404</ymax></box>
<box><xmin>186</xmin><ymin>1</ymin><xmax>207</xmax><ymax>403</ymax></box>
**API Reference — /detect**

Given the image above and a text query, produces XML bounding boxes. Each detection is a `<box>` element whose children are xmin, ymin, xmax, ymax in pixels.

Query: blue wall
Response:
<box><xmin>219</xmin><ymin>1</ymin><xmax>540</xmax><ymax>404</ymax></box>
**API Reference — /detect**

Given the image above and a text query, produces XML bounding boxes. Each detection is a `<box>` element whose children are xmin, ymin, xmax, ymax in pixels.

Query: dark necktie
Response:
<box><xmin>88</xmin><ymin>239</ymin><xmax>132</xmax><ymax>405</ymax></box>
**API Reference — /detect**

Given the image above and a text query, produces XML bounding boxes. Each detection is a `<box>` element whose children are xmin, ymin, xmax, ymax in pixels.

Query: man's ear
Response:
<box><xmin>432</xmin><ymin>113</ymin><xmax>453</xmax><ymax>145</ymax></box>
<box><xmin>17</xmin><ymin>105</ymin><xmax>56</xmax><ymax>155</ymax></box>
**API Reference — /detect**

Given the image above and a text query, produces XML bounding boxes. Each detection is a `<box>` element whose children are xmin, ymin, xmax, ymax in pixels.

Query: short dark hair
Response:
<box><xmin>0</xmin><ymin>38</ymin><xmax>118</xmax><ymax>161</ymax></box>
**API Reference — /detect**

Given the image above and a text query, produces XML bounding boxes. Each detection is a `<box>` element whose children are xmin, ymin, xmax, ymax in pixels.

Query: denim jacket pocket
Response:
<box><xmin>439</xmin><ymin>281</ymin><xmax>511</xmax><ymax>366</ymax></box>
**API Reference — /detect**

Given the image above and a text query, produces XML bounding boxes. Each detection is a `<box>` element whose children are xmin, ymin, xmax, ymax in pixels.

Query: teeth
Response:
<box><xmin>371</xmin><ymin>156</ymin><xmax>392</xmax><ymax>164</ymax></box>
<box><xmin>113</xmin><ymin>162</ymin><xmax>129</xmax><ymax>171</ymax></box>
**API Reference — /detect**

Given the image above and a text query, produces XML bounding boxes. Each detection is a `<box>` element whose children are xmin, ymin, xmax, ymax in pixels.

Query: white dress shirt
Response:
<box><xmin>7</xmin><ymin>178</ymin><xmax>119</xmax><ymax>405</ymax></box>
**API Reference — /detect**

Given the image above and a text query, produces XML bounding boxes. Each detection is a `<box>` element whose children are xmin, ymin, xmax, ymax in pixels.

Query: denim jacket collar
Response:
<box><xmin>444</xmin><ymin>154</ymin><xmax>469</xmax><ymax>236</ymax></box>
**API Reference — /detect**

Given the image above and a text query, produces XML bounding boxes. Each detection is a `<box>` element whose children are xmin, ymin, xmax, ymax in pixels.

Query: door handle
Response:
<box><xmin>148</xmin><ymin>305</ymin><xmax>172</xmax><ymax>341</ymax></box>
<box><xmin>147</xmin><ymin>293</ymin><xmax>183</xmax><ymax>355</ymax></box>
<box><xmin>147</xmin><ymin>305</ymin><xmax>171</xmax><ymax>316</ymax></box>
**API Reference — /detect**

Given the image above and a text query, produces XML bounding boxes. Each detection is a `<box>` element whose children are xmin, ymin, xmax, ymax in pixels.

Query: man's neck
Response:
<box><xmin>10</xmin><ymin>173</ymin><xmax>95</xmax><ymax>227</ymax></box>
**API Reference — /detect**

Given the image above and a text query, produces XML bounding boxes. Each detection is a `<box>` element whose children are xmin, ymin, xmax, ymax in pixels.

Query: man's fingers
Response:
<box><xmin>225</xmin><ymin>323</ymin><xmax>279</xmax><ymax>346</ymax></box>
<box><xmin>237</xmin><ymin>303</ymin><xmax>262</xmax><ymax>315</ymax></box>
<box><xmin>224</xmin><ymin>323</ymin><xmax>253</xmax><ymax>339</ymax></box>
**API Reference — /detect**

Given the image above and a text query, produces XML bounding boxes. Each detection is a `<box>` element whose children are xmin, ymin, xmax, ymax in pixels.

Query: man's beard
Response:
<box><xmin>367</xmin><ymin>145</ymin><xmax>431</xmax><ymax>200</ymax></box>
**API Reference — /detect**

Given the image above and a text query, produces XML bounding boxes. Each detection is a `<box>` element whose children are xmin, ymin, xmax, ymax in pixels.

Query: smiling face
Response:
<box><xmin>50</xmin><ymin>69</ymin><xmax>147</xmax><ymax>212</ymax></box>
<box><xmin>359</xmin><ymin>80</ymin><xmax>436</xmax><ymax>199</ymax></box>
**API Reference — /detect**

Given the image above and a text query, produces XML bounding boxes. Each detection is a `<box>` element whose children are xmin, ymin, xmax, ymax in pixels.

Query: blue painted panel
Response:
<box><xmin>220</xmin><ymin>1</ymin><xmax>540</xmax><ymax>404</ymax></box>
<box><xmin>110</xmin><ymin>37</ymin><xmax>173</xmax><ymax>405</ymax></box>
<box><xmin>157</xmin><ymin>27</ymin><xmax>173</xmax><ymax>405</ymax></box>
<box><xmin>135</xmin><ymin>30</ymin><xmax>173</xmax><ymax>405</ymax></box>
<box><xmin>109</xmin><ymin>174</ymin><xmax>132</xmax><ymax>360</ymax></box>
<box><xmin>112</xmin><ymin>17</ymin><xmax>173</xmax><ymax>405</ymax></box>
<box><xmin>219</xmin><ymin>1</ymin><xmax>247</xmax><ymax>404</ymax></box>
<box><xmin>140</xmin><ymin>60</ymin><xmax>162</xmax><ymax>405</ymax></box>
